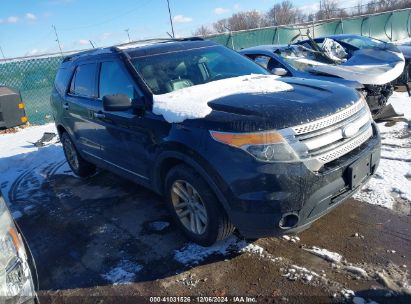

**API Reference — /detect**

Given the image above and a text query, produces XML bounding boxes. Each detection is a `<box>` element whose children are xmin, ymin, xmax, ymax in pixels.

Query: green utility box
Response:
<box><xmin>0</xmin><ymin>86</ymin><xmax>27</xmax><ymax>129</ymax></box>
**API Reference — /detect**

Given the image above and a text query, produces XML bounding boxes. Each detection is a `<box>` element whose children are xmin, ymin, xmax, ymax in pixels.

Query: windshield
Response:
<box><xmin>338</xmin><ymin>36</ymin><xmax>386</xmax><ymax>49</ymax></box>
<box><xmin>275</xmin><ymin>45</ymin><xmax>327</xmax><ymax>72</ymax></box>
<box><xmin>131</xmin><ymin>45</ymin><xmax>269</xmax><ymax>95</ymax></box>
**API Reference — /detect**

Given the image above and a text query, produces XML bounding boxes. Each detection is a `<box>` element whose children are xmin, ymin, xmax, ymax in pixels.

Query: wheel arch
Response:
<box><xmin>56</xmin><ymin>124</ymin><xmax>67</xmax><ymax>138</ymax></box>
<box><xmin>153</xmin><ymin>151</ymin><xmax>231</xmax><ymax>215</ymax></box>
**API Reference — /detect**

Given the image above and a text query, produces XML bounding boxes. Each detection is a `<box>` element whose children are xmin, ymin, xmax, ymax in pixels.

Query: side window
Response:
<box><xmin>254</xmin><ymin>55</ymin><xmax>290</xmax><ymax>75</ymax></box>
<box><xmin>253</xmin><ymin>55</ymin><xmax>271</xmax><ymax>69</ymax></box>
<box><xmin>69</xmin><ymin>63</ymin><xmax>97</xmax><ymax>97</ymax></box>
<box><xmin>99</xmin><ymin>61</ymin><xmax>136</xmax><ymax>99</ymax></box>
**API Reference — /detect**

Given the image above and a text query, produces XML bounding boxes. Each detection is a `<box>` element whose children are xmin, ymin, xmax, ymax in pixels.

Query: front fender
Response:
<box><xmin>152</xmin><ymin>147</ymin><xmax>232</xmax><ymax>216</ymax></box>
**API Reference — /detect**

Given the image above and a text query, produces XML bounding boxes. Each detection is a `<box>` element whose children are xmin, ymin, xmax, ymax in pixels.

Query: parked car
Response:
<box><xmin>239</xmin><ymin>44</ymin><xmax>364</xmax><ymax>94</ymax></box>
<box><xmin>304</xmin><ymin>34</ymin><xmax>411</xmax><ymax>93</ymax></box>
<box><xmin>295</xmin><ymin>34</ymin><xmax>406</xmax><ymax>115</ymax></box>
<box><xmin>0</xmin><ymin>191</ymin><xmax>37</xmax><ymax>303</ymax></box>
<box><xmin>51</xmin><ymin>38</ymin><xmax>381</xmax><ymax>246</ymax></box>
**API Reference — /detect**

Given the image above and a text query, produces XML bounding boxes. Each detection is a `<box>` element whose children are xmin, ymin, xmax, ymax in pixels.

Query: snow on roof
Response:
<box><xmin>152</xmin><ymin>74</ymin><xmax>293</xmax><ymax>123</ymax></box>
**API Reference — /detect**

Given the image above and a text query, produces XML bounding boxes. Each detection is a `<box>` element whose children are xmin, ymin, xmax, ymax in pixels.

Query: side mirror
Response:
<box><xmin>271</xmin><ymin>68</ymin><xmax>288</xmax><ymax>76</ymax></box>
<box><xmin>102</xmin><ymin>94</ymin><xmax>131</xmax><ymax>112</ymax></box>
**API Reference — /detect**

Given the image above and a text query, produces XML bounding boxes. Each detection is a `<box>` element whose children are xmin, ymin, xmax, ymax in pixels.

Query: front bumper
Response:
<box><xmin>213</xmin><ymin>124</ymin><xmax>381</xmax><ymax>238</ymax></box>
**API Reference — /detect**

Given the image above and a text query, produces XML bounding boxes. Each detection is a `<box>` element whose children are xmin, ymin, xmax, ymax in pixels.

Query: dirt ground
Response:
<box><xmin>9</xmin><ymin>164</ymin><xmax>410</xmax><ymax>304</ymax></box>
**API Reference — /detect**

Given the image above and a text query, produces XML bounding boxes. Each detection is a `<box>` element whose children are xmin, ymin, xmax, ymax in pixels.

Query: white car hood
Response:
<box><xmin>311</xmin><ymin>48</ymin><xmax>405</xmax><ymax>85</ymax></box>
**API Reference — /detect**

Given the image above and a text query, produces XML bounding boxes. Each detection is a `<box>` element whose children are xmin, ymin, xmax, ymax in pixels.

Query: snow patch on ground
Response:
<box><xmin>354</xmin><ymin>92</ymin><xmax>411</xmax><ymax>211</ymax></box>
<box><xmin>0</xmin><ymin>123</ymin><xmax>65</xmax><ymax>216</ymax></box>
<box><xmin>174</xmin><ymin>236</ymin><xmax>263</xmax><ymax>265</ymax></box>
<box><xmin>238</xmin><ymin>243</ymin><xmax>264</xmax><ymax>256</ymax></box>
<box><xmin>302</xmin><ymin>246</ymin><xmax>343</xmax><ymax>263</ymax></box>
<box><xmin>281</xmin><ymin>235</ymin><xmax>300</xmax><ymax>243</ymax></box>
<box><xmin>343</xmin><ymin>265</ymin><xmax>368</xmax><ymax>278</ymax></box>
<box><xmin>153</xmin><ymin>74</ymin><xmax>293</xmax><ymax>123</ymax></box>
<box><xmin>341</xmin><ymin>288</ymin><xmax>355</xmax><ymax>299</ymax></box>
<box><xmin>282</xmin><ymin>264</ymin><xmax>321</xmax><ymax>283</ymax></box>
<box><xmin>101</xmin><ymin>260</ymin><xmax>143</xmax><ymax>285</ymax></box>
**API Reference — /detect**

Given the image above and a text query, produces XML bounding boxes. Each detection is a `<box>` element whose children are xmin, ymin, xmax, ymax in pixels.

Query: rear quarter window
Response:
<box><xmin>54</xmin><ymin>68</ymin><xmax>71</xmax><ymax>95</ymax></box>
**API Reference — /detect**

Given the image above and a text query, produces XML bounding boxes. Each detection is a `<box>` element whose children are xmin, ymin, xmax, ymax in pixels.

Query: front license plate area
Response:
<box><xmin>347</xmin><ymin>154</ymin><xmax>372</xmax><ymax>189</ymax></box>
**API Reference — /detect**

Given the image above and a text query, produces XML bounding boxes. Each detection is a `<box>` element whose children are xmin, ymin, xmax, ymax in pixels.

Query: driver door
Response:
<box><xmin>95</xmin><ymin>60</ymin><xmax>149</xmax><ymax>179</ymax></box>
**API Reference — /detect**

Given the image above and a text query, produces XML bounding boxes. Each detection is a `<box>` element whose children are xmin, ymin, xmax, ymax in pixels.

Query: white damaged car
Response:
<box><xmin>293</xmin><ymin>34</ymin><xmax>405</xmax><ymax>117</ymax></box>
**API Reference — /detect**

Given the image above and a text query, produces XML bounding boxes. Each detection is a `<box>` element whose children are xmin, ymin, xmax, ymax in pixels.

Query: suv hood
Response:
<box><xmin>185</xmin><ymin>77</ymin><xmax>361</xmax><ymax>132</ymax></box>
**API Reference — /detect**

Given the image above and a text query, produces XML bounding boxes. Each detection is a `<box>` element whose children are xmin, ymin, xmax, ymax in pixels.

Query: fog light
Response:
<box><xmin>279</xmin><ymin>213</ymin><xmax>299</xmax><ymax>229</ymax></box>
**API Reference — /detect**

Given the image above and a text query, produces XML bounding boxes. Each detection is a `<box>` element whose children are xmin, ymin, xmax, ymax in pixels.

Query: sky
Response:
<box><xmin>0</xmin><ymin>0</ymin><xmax>358</xmax><ymax>58</ymax></box>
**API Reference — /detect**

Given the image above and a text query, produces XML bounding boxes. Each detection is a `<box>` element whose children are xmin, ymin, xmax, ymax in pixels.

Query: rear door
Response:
<box><xmin>64</xmin><ymin>63</ymin><xmax>102</xmax><ymax>156</ymax></box>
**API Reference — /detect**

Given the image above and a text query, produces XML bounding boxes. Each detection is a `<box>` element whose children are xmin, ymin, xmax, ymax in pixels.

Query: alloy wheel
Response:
<box><xmin>63</xmin><ymin>137</ymin><xmax>79</xmax><ymax>171</ymax></box>
<box><xmin>171</xmin><ymin>180</ymin><xmax>208</xmax><ymax>235</ymax></box>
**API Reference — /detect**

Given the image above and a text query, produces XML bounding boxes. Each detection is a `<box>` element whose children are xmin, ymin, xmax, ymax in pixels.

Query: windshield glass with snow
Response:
<box><xmin>131</xmin><ymin>46</ymin><xmax>269</xmax><ymax>95</ymax></box>
<box><xmin>275</xmin><ymin>46</ymin><xmax>328</xmax><ymax>72</ymax></box>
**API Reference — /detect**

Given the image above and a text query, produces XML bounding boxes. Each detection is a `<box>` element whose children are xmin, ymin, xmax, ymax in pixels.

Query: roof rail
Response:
<box><xmin>114</xmin><ymin>36</ymin><xmax>204</xmax><ymax>51</ymax></box>
<box><xmin>62</xmin><ymin>37</ymin><xmax>205</xmax><ymax>62</ymax></box>
<box><xmin>62</xmin><ymin>48</ymin><xmax>99</xmax><ymax>62</ymax></box>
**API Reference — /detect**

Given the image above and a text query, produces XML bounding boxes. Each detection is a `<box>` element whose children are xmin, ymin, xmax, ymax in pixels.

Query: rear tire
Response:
<box><xmin>165</xmin><ymin>164</ymin><xmax>235</xmax><ymax>246</ymax></box>
<box><xmin>61</xmin><ymin>132</ymin><xmax>96</xmax><ymax>178</ymax></box>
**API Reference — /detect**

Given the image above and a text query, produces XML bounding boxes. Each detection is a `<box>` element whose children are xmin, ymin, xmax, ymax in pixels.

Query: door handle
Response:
<box><xmin>63</xmin><ymin>103</ymin><xmax>69</xmax><ymax>110</ymax></box>
<box><xmin>94</xmin><ymin>112</ymin><xmax>106</xmax><ymax>119</ymax></box>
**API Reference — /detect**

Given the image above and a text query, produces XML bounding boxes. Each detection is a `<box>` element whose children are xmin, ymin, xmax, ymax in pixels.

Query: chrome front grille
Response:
<box><xmin>292</xmin><ymin>100</ymin><xmax>365</xmax><ymax>135</ymax></box>
<box><xmin>283</xmin><ymin>98</ymin><xmax>374</xmax><ymax>171</ymax></box>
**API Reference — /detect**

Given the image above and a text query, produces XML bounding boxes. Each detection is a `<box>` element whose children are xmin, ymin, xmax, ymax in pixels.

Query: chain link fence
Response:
<box><xmin>0</xmin><ymin>55</ymin><xmax>64</xmax><ymax>125</ymax></box>
<box><xmin>0</xmin><ymin>8</ymin><xmax>410</xmax><ymax>126</ymax></box>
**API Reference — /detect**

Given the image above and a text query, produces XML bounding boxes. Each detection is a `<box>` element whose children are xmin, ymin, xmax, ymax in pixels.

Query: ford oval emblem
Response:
<box><xmin>342</xmin><ymin>123</ymin><xmax>359</xmax><ymax>138</ymax></box>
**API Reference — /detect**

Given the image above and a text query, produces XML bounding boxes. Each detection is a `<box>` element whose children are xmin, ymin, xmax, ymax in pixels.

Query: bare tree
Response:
<box><xmin>193</xmin><ymin>25</ymin><xmax>212</xmax><ymax>37</ymax></box>
<box><xmin>211</xmin><ymin>10</ymin><xmax>269</xmax><ymax>33</ymax></box>
<box><xmin>213</xmin><ymin>19</ymin><xmax>230</xmax><ymax>33</ymax></box>
<box><xmin>364</xmin><ymin>0</ymin><xmax>411</xmax><ymax>14</ymax></box>
<box><xmin>227</xmin><ymin>11</ymin><xmax>269</xmax><ymax>31</ymax></box>
<box><xmin>193</xmin><ymin>0</ymin><xmax>411</xmax><ymax>35</ymax></box>
<box><xmin>354</xmin><ymin>1</ymin><xmax>364</xmax><ymax>15</ymax></box>
<box><xmin>266</xmin><ymin>0</ymin><xmax>301</xmax><ymax>26</ymax></box>
<box><xmin>316</xmin><ymin>0</ymin><xmax>340</xmax><ymax>20</ymax></box>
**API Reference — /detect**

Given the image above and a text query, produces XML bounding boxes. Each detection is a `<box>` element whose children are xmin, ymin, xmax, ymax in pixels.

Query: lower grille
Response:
<box><xmin>316</xmin><ymin>126</ymin><xmax>372</xmax><ymax>163</ymax></box>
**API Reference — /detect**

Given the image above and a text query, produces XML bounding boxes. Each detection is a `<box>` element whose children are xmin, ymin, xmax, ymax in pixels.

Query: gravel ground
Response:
<box><xmin>5</xmin><ymin>167</ymin><xmax>409</xmax><ymax>304</ymax></box>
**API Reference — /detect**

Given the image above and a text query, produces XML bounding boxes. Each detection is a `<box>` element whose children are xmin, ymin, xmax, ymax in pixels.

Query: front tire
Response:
<box><xmin>61</xmin><ymin>132</ymin><xmax>96</xmax><ymax>178</ymax></box>
<box><xmin>165</xmin><ymin>164</ymin><xmax>235</xmax><ymax>246</ymax></box>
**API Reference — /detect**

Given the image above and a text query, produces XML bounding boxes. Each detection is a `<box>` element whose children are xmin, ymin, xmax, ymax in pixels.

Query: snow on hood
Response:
<box><xmin>152</xmin><ymin>74</ymin><xmax>293</xmax><ymax>123</ymax></box>
<box><xmin>311</xmin><ymin>48</ymin><xmax>405</xmax><ymax>85</ymax></box>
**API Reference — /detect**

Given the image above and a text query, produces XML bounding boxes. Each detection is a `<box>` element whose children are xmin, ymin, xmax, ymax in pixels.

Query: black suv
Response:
<box><xmin>51</xmin><ymin>38</ymin><xmax>381</xmax><ymax>246</ymax></box>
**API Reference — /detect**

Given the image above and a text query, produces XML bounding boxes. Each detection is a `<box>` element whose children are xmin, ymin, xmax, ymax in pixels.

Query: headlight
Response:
<box><xmin>210</xmin><ymin>130</ymin><xmax>300</xmax><ymax>162</ymax></box>
<box><xmin>0</xmin><ymin>195</ymin><xmax>36</xmax><ymax>303</ymax></box>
